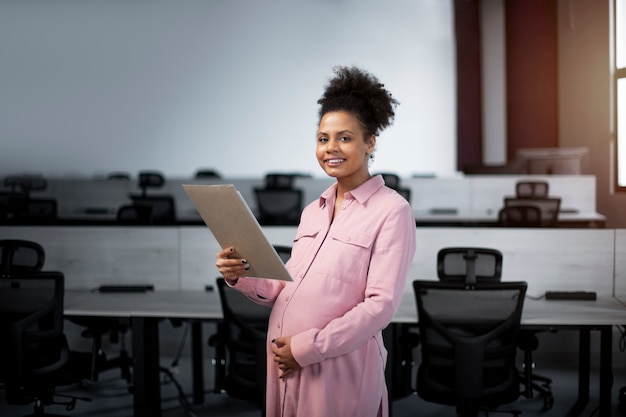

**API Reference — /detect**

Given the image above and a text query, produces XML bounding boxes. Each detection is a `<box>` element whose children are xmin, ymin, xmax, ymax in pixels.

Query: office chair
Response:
<box><xmin>116</xmin><ymin>204</ymin><xmax>153</xmax><ymax>225</ymax></box>
<box><xmin>515</xmin><ymin>181</ymin><xmax>549</xmax><ymax>198</ymax></box>
<box><xmin>209</xmin><ymin>246</ymin><xmax>290</xmax><ymax>413</ymax></box>
<box><xmin>503</xmin><ymin>197</ymin><xmax>560</xmax><ymax>228</ymax></box>
<box><xmin>375</xmin><ymin>172</ymin><xmax>412</xmax><ymax>203</ymax></box>
<box><xmin>0</xmin><ymin>271</ymin><xmax>91</xmax><ymax>416</ymax></box>
<box><xmin>215</xmin><ymin>277</ymin><xmax>270</xmax><ymax>413</ymax></box>
<box><xmin>194</xmin><ymin>169</ymin><xmax>221</xmax><ymax>179</ymax></box>
<box><xmin>413</xmin><ymin>279</ymin><xmax>527</xmax><ymax>417</ymax></box>
<box><xmin>377</xmin><ymin>172</ymin><xmax>401</xmax><ymax>190</ymax></box>
<box><xmin>0</xmin><ymin>239</ymin><xmax>46</xmax><ymax>276</ymax></box>
<box><xmin>253</xmin><ymin>176</ymin><xmax>303</xmax><ymax>226</ymax></box>
<box><xmin>263</xmin><ymin>173</ymin><xmax>297</xmax><ymax>189</ymax></box>
<box><xmin>106</xmin><ymin>172</ymin><xmax>131</xmax><ymax>181</ymax></box>
<box><xmin>12</xmin><ymin>199</ymin><xmax>58</xmax><ymax>224</ymax></box>
<box><xmin>497</xmin><ymin>206</ymin><xmax>543</xmax><ymax>227</ymax></box>
<box><xmin>437</xmin><ymin>247</ymin><xmax>554</xmax><ymax>410</ymax></box>
<box><xmin>126</xmin><ymin>171</ymin><xmax>176</xmax><ymax>224</ymax></box>
<box><xmin>0</xmin><ymin>192</ymin><xmax>28</xmax><ymax>223</ymax></box>
<box><xmin>4</xmin><ymin>175</ymin><xmax>48</xmax><ymax>197</ymax></box>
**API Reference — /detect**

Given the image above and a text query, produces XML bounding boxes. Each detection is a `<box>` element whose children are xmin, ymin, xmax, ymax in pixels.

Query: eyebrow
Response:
<box><xmin>317</xmin><ymin>129</ymin><xmax>355</xmax><ymax>136</ymax></box>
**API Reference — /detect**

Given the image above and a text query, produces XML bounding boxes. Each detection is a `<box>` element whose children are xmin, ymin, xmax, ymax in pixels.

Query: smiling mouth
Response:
<box><xmin>325</xmin><ymin>158</ymin><xmax>346</xmax><ymax>167</ymax></box>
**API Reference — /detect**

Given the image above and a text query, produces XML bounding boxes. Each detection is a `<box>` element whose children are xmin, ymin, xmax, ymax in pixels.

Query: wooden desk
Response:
<box><xmin>64</xmin><ymin>289</ymin><xmax>625</xmax><ymax>417</ymax></box>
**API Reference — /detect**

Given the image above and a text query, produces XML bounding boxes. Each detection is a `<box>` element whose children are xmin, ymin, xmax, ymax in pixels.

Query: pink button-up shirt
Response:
<box><xmin>233</xmin><ymin>175</ymin><xmax>416</xmax><ymax>417</ymax></box>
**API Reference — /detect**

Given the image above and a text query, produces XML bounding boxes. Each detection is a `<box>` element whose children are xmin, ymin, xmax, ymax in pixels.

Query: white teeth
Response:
<box><xmin>327</xmin><ymin>159</ymin><xmax>345</xmax><ymax>164</ymax></box>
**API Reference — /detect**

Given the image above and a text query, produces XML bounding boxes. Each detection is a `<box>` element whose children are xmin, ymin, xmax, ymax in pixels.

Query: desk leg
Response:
<box><xmin>131</xmin><ymin>317</ymin><xmax>161</xmax><ymax>417</ymax></box>
<box><xmin>191</xmin><ymin>321</ymin><xmax>205</xmax><ymax>404</ymax></box>
<box><xmin>566</xmin><ymin>328</ymin><xmax>590</xmax><ymax>417</ymax></box>
<box><xmin>599</xmin><ymin>326</ymin><xmax>612</xmax><ymax>417</ymax></box>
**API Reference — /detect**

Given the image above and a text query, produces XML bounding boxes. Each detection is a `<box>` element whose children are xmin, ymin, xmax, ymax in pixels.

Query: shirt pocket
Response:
<box><xmin>289</xmin><ymin>226</ymin><xmax>320</xmax><ymax>269</ymax></box>
<box><xmin>323</xmin><ymin>231</ymin><xmax>374</xmax><ymax>284</ymax></box>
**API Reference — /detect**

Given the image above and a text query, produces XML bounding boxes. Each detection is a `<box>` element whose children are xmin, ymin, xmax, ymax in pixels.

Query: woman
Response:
<box><xmin>216</xmin><ymin>66</ymin><xmax>416</xmax><ymax>417</ymax></box>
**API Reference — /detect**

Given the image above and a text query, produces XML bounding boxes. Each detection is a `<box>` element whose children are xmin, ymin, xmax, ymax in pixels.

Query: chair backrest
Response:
<box><xmin>107</xmin><ymin>172</ymin><xmax>131</xmax><ymax>181</ymax></box>
<box><xmin>254</xmin><ymin>188</ymin><xmax>303</xmax><ymax>225</ymax></box>
<box><xmin>497</xmin><ymin>205</ymin><xmax>543</xmax><ymax>227</ymax></box>
<box><xmin>0</xmin><ymin>239</ymin><xmax>46</xmax><ymax>277</ymax></box>
<box><xmin>116</xmin><ymin>204</ymin><xmax>153</xmax><ymax>225</ymax></box>
<box><xmin>412</xmin><ymin>280</ymin><xmax>527</xmax><ymax>415</ymax></box>
<box><xmin>437</xmin><ymin>247</ymin><xmax>503</xmax><ymax>287</ymax></box>
<box><xmin>138</xmin><ymin>171</ymin><xmax>165</xmax><ymax>196</ymax></box>
<box><xmin>216</xmin><ymin>277</ymin><xmax>270</xmax><ymax>407</ymax></box>
<box><xmin>0</xmin><ymin>271</ymin><xmax>68</xmax><ymax>388</ymax></box>
<box><xmin>264</xmin><ymin>173</ymin><xmax>296</xmax><ymax>189</ymax></box>
<box><xmin>0</xmin><ymin>192</ymin><xmax>28</xmax><ymax>222</ymax></box>
<box><xmin>515</xmin><ymin>180</ymin><xmax>549</xmax><ymax>198</ymax></box>
<box><xmin>4</xmin><ymin>175</ymin><xmax>47</xmax><ymax>196</ymax></box>
<box><xmin>194</xmin><ymin>169</ymin><xmax>221</xmax><ymax>179</ymax></box>
<box><xmin>13</xmin><ymin>198</ymin><xmax>58</xmax><ymax>224</ymax></box>
<box><xmin>376</xmin><ymin>172</ymin><xmax>401</xmax><ymax>190</ymax></box>
<box><xmin>504</xmin><ymin>197</ymin><xmax>561</xmax><ymax>227</ymax></box>
<box><xmin>129</xmin><ymin>195</ymin><xmax>176</xmax><ymax>224</ymax></box>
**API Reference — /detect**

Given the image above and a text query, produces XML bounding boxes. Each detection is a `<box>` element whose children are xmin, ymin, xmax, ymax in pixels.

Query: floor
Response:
<box><xmin>3</xmin><ymin>324</ymin><xmax>626</xmax><ymax>417</ymax></box>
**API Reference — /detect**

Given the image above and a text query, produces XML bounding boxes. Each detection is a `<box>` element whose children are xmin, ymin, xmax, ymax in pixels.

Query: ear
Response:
<box><xmin>367</xmin><ymin>135</ymin><xmax>376</xmax><ymax>155</ymax></box>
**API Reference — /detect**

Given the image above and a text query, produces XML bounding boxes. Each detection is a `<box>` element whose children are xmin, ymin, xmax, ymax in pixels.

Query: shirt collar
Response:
<box><xmin>318</xmin><ymin>175</ymin><xmax>385</xmax><ymax>207</ymax></box>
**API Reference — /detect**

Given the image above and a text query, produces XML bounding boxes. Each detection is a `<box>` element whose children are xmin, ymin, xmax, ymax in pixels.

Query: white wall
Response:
<box><xmin>0</xmin><ymin>0</ymin><xmax>455</xmax><ymax>179</ymax></box>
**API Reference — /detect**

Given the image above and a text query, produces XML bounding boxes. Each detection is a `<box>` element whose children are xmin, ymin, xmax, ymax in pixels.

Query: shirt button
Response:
<box><xmin>277</xmin><ymin>323</ymin><xmax>281</xmax><ymax>329</ymax></box>
<box><xmin>285</xmin><ymin>296</ymin><xmax>289</xmax><ymax>301</ymax></box>
<box><xmin>342</xmin><ymin>205</ymin><xmax>346</xmax><ymax>210</ymax></box>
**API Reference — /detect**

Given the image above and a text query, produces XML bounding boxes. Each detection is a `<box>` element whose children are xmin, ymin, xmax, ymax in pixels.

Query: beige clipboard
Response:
<box><xmin>183</xmin><ymin>184</ymin><xmax>292</xmax><ymax>281</ymax></box>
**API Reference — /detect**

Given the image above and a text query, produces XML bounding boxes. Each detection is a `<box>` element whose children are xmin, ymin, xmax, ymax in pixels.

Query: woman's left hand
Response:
<box><xmin>271</xmin><ymin>336</ymin><xmax>301</xmax><ymax>379</ymax></box>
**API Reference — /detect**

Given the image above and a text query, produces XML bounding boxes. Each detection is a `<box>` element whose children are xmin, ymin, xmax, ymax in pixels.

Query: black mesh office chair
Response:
<box><xmin>413</xmin><ymin>279</ymin><xmax>527</xmax><ymax>417</ymax></box>
<box><xmin>437</xmin><ymin>247</ymin><xmax>554</xmax><ymax>410</ymax></box>
<box><xmin>1</xmin><ymin>175</ymin><xmax>57</xmax><ymax>225</ymax></box>
<box><xmin>0</xmin><ymin>240</ymin><xmax>132</xmax><ymax>390</ymax></box>
<box><xmin>0</xmin><ymin>271</ymin><xmax>91</xmax><ymax>416</ymax></box>
<box><xmin>12</xmin><ymin>199</ymin><xmax>58</xmax><ymax>224</ymax></box>
<box><xmin>515</xmin><ymin>181</ymin><xmax>549</xmax><ymax>199</ymax></box>
<box><xmin>254</xmin><ymin>174</ymin><xmax>303</xmax><ymax>226</ymax></box>
<box><xmin>375</xmin><ymin>172</ymin><xmax>411</xmax><ymax>203</ymax></box>
<box><xmin>116</xmin><ymin>204</ymin><xmax>153</xmax><ymax>225</ymax></box>
<box><xmin>503</xmin><ymin>198</ymin><xmax>560</xmax><ymax>228</ymax></box>
<box><xmin>497</xmin><ymin>206</ymin><xmax>543</xmax><ymax>227</ymax></box>
<box><xmin>209</xmin><ymin>246</ymin><xmax>290</xmax><ymax>414</ymax></box>
<box><xmin>0</xmin><ymin>239</ymin><xmax>46</xmax><ymax>276</ymax></box>
<box><xmin>214</xmin><ymin>278</ymin><xmax>270</xmax><ymax>412</ymax></box>
<box><xmin>125</xmin><ymin>171</ymin><xmax>176</xmax><ymax>225</ymax></box>
<box><xmin>194</xmin><ymin>169</ymin><xmax>221</xmax><ymax>179</ymax></box>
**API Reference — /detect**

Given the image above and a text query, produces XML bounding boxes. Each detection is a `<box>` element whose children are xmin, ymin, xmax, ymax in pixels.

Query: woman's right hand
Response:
<box><xmin>215</xmin><ymin>247</ymin><xmax>249</xmax><ymax>283</ymax></box>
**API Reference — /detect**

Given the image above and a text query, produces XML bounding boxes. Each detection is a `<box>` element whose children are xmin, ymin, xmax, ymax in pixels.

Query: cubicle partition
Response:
<box><xmin>1</xmin><ymin>226</ymin><xmax>621</xmax><ymax>300</ymax></box>
<box><xmin>22</xmin><ymin>174</ymin><xmax>602</xmax><ymax>226</ymax></box>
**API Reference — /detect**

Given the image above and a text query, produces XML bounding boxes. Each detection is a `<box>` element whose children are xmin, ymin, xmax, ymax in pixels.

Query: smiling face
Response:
<box><xmin>316</xmin><ymin>110</ymin><xmax>376</xmax><ymax>191</ymax></box>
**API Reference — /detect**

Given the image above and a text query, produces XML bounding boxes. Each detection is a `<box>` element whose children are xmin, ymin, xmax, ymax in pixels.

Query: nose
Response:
<box><xmin>325</xmin><ymin>138</ymin><xmax>339</xmax><ymax>152</ymax></box>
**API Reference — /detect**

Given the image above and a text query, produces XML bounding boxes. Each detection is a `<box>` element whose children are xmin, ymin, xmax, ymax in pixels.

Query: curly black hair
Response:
<box><xmin>317</xmin><ymin>66</ymin><xmax>399</xmax><ymax>137</ymax></box>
